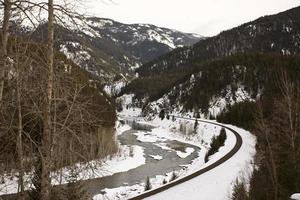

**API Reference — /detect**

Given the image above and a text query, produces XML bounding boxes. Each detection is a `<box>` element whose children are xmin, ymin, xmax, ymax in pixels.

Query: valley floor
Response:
<box><xmin>0</xmin><ymin>107</ymin><xmax>256</xmax><ymax>200</ymax></box>
<box><xmin>94</xmin><ymin>107</ymin><xmax>256</xmax><ymax>200</ymax></box>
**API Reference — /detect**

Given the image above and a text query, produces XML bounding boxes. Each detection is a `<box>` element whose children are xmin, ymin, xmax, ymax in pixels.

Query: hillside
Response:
<box><xmin>30</xmin><ymin>17</ymin><xmax>202</xmax><ymax>82</ymax></box>
<box><xmin>122</xmin><ymin>6</ymin><xmax>300</xmax><ymax>116</ymax></box>
<box><xmin>137</xmin><ymin>6</ymin><xmax>300</xmax><ymax>77</ymax></box>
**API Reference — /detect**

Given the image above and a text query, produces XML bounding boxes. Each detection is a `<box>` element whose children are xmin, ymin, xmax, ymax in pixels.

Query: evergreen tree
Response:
<box><xmin>170</xmin><ymin>171</ymin><xmax>178</xmax><ymax>182</ymax></box>
<box><xmin>159</xmin><ymin>109</ymin><xmax>165</xmax><ymax>120</ymax></box>
<box><xmin>65</xmin><ymin>167</ymin><xmax>89</xmax><ymax>200</ymax></box>
<box><xmin>231</xmin><ymin>181</ymin><xmax>249</xmax><ymax>200</ymax></box>
<box><xmin>144</xmin><ymin>177</ymin><xmax>152</xmax><ymax>191</ymax></box>
<box><xmin>194</xmin><ymin>119</ymin><xmax>198</xmax><ymax>133</ymax></box>
<box><xmin>204</xmin><ymin>128</ymin><xmax>227</xmax><ymax>163</ymax></box>
<box><xmin>166</xmin><ymin>114</ymin><xmax>170</xmax><ymax>120</ymax></box>
<box><xmin>172</xmin><ymin>115</ymin><xmax>176</xmax><ymax>122</ymax></box>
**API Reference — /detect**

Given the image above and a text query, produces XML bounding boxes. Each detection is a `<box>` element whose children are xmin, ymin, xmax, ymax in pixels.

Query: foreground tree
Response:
<box><xmin>0</xmin><ymin>1</ymin><xmax>118</xmax><ymax>200</ymax></box>
<box><xmin>39</xmin><ymin>0</ymin><xmax>54</xmax><ymax>199</ymax></box>
<box><xmin>0</xmin><ymin>0</ymin><xmax>12</xmax><ymax>103</ymax></box>
<box><xmin>251</xmin><ymin>72</ymin><xmax>300</xmax><ymax>199</ymax></box>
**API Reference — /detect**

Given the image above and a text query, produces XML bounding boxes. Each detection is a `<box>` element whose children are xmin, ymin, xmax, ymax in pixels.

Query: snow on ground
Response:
<box><xmin>0</xmin><ymin>144</ymin><xmax>146</xmax><ymax>195</ymax></box>
<box><xmin>104</xmin><ymin>80</ymin><xmax>127</xmax><ymax>97</ymax></box>
<box><xmin>116</xmin><ymin>123</ymin><xmax>131</xmax><ymax>135</ymax></box>
<box><xmin>138</xmin><ymin>116</ymin><xmax>221</xmax><ymax>148</ymax></box>
<box><xmin>59</xmin><ymin>41</ymin><xmax>92</xmax><ymax>68</ymax></box>
<box><xmin>52</xmin><ymin>145</ymin><xmax>145</xmax><ymax>185</ymax></box>
<box><xmin>208</xmin><ymin>84</ymin><xmax>255</xmax><ymax>117</ymax></box>
<box><xmin>144</xmin><ymin>124</ymin><xmax>256</xmax><ymax>200</ymax></box>
<box><xmin>291</xmin><ymin>193</ymin><xmax>300</xmax><ymax>200</ymax></box>
<box><xmin>176</xmin><ymin>147</ymin><xmax>195</xmax><ymax>158</ymax></box>
<box><xmin>135</xmin><ymin>132</ymin><xmax>163</xmax><ymax>143</ymax></box>
<box><xmin>0</xmin><ymin>122</ymin><xmax>142</xmax><ymax>195</ymax></box>
<box><xmin>93</xmin><ymin>121</ymin><xmax>255</xmax><ymax>200</ymax></box>
<box><xmin>94</xmin><ymin>106</ymin><xmax>256</xmax><ymax>200</ymax></box>
<box><xmin>150</xmin><ymin>155</ymin><xmax>163</xmax><ymax>160</ymax></box>
<box><xmin>54</xmin><ymin>122</ymin><xmax>142</xmax><ymax>184</ymax></box>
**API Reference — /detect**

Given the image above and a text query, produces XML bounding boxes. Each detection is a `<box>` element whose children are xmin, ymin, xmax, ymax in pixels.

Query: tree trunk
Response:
<box><xmin>265</xmin><ymin>131</ymin><xmax>279</xmax><ymax>200</ymax></box>
<box><xmin>16</xmin><ymin>60</ymin><xmax>25</xmax><ymax>200</ymax></box>
<box><xmin>0</xmin><ymin>0</ymin><xmax>12</xmax><ymax>103</ymax></box>
<box><xmin>40</xmin><ymin>0</ymin><xmax>54</xmax><ymax>199</ymax></box>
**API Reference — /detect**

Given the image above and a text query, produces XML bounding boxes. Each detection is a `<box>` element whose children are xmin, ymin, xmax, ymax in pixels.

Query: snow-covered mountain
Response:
<box><xmin>121</xmin><ymin>6</ymin><xmax>300</xmax><ymax>117</ymax></box>
<box><xmin>31</xmin><ymin>17</ymin><xmax>202</xmax><ymax>81</ymax></box>
<box><xmin>137</xmin><ymin>6</ymin><xmax>300</xmax><ymax>77</ymax></box>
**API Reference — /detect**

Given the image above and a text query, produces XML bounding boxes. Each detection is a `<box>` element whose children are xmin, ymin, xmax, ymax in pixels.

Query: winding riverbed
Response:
<box><xmin>82</xmin><ymin>128</ymin><xmax>201</xmax><ymax>197</ymax></box>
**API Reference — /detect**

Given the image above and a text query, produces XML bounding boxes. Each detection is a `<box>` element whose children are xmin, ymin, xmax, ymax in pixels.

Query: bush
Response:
<box><xmin>65</xmin><ymin>168</ymin><xmax>89</xmax><ymax>200</ymax></box>
<box><xmin>205</xmin><ymin>128</ymin><xmax>227</xmax><ymax>163</ymax></box>
<box><xmin>169</xmin><ymin>171</ymin><xmax>178</xmax><ymax>182</ymax></box>
<box><xmin>162</xmin><ymin>179</ymin><xmax>167</xmax><ymax>184</ymax></box>
<box><xmin>159</xmin><ymin>109</ymin><xmax>165</xmax><ymax>120</ymax></box>
<box><xmin>217</xmin><ymin>101</ymin><xmax>257</xmax><ymax>130</ymax></box>
<box><xmin>144</xmin><ymin>177</ymin><xmax>152</xmax><ymax>191</ymax></box>
<box><xmin>231</xmin><ymin>180</ymin><xmax>249</xmax><ymax>200</ymax></box>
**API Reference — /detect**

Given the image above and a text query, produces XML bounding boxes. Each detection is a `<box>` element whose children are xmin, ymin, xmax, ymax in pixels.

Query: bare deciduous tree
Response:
<box><xmin>0</xmin><ymin>0</ymin><xmax>12</xmax><ymax>103</ymax></box>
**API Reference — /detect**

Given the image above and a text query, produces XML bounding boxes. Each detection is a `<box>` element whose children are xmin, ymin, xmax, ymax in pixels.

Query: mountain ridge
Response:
<box><xmin>137</xmin><ymin>5</ymin><xmax>300</xmax><ymax>77</ymax></box>
<box><xmin>121</xmin><ymin>5</ymin><xmax>300</xmax><ymax>117</ymax></box>
<box><xmin>30</xmin><ymin>16</ymin><xmax>202</xmax><ymax>82</ymax></box>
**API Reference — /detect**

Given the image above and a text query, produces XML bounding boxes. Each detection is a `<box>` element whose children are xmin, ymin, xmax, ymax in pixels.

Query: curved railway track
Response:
<box><xmin>129</xmin><ymin>116</ymin><xmax>243</xmax><ymax>200</ymax></box>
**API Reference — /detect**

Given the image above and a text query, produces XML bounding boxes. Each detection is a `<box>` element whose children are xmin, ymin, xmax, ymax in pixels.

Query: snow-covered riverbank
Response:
<box><xmin>93</xmin><ymin>106</ymin><xmax>256</xmax><ymax>200</ymax></box>
<box><xmin>0</xmin><ymin>124</ymin><xmax>144</xmax><ymax>195</ymax></box>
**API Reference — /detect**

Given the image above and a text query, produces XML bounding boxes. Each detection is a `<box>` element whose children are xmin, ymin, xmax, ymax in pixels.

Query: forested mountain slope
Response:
<box><xmin>31</xmin><ymin>17</ymin><xmax>201</xmax><ymax>81</ymax></box>
<box><xmin>122</xmin><ymin>6</ymin><xmax>300</xmax><ymax>116</ymax></box>
<box><xmin>137</xmin><ymin>6</ymin><xmax>300</xmax><ymax>77</ymax></box>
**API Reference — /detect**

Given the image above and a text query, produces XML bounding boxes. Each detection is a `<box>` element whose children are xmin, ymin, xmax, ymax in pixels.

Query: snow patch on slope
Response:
<box><xmin>208</xmin><ymin>85</ymin><xmax>255</xmax><ymax>117</ymax></box>
<box><xmin>59</xmin><ymin>41</ymin><xmax>91</xmax><ymax>68</ymax></box>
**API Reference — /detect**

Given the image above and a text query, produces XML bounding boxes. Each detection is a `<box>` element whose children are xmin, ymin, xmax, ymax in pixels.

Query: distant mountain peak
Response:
<box><xmin>30</xmin><ymin>16</ymin><xmax>202</xmax><ymax>82</ymax></box>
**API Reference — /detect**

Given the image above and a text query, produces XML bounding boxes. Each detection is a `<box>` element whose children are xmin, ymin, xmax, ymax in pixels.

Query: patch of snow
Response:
<box><xmin>208</xmin><ymin>84</ymin><xmax>254</xmax><ymax>117</ymax></box>
<box><xmin>147</xmin><ymin>30</ymin><xmax>176</xmax><ymax>49</ymax></box>
<box><xmin>0</xmin><ymin>122</ymin><xmax>143</xmax><ymax>195</ymax></box>
<box><xmin>176</xmin><ymin>147</ymin><xmax>195</xmax><ymax>158</ymax></box>
<box><xmin>135</xmin><ymin>132</ymin><xmax>160</xmax><ymax>143</ymax></box>
<box><xmin>150</xmin><ymin>155</ymin><xmax>163</xmax><ymax>160</ymax></box>
<box><xmin>281</xmin><ymin>48</ymin><xmax>291</xmax><ymax>55</ymax></box>
<box><xmin>87</xmin><ymin>18</ymin><xmax>113</xmax><ymax>28</ymax></box>
<box><xmin>291</xmin><ymin>193</ymin><xmax>300</xmax><ymax>200</ymax></box>
<box><xmin>51</xmin><ymin>145</ymin><xmax>145</xmax><ymax>185</ymax></box>
<box><xmin>99</xmin><ymin>106</ymin><xmax>256</xmax><ymax>200</ymax></box>
<box><xmin>59</xmin><ymin>41</ymin><xmax>91</xmax><ymax>69</ymax></box>
<box><xmin>143</xmin><ymin>123</ymin><xmax>256</xmax><ymax>200</ymax></box>
<box><xmin>93</xmin><ymin>184</ymin><xmax>144</xmax><ymax>200</ymax></box>
<box><xmin>271</xmin><ymin>42</ymin><xmax>275</xmax><ymax>48</ymax></box>
<box><xmin>104</xmin><ymin>81</ymin><xmax>126</xmax><ymax>97</ymax></box>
